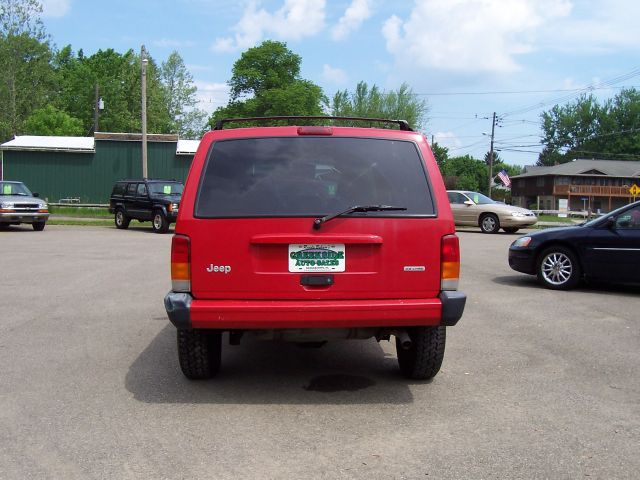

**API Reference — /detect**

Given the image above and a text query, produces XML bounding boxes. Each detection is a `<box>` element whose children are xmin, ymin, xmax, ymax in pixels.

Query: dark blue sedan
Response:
<box><xmin>509</xmin><ymin>200</ymin><xmax>640</xmax><ymax>289</ymax></box>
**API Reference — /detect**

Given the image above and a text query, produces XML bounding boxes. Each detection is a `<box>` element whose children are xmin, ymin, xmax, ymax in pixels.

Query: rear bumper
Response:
<box><xmin>164</xmin><ymin>291</ymin><xmax>466</xmax><ymax>330</ymax></box>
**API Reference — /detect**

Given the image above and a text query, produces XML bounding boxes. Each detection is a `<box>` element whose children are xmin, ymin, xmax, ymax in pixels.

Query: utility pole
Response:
<box><xmin>94</xmin><ymin>84</ymin><xmax>100</xmax><ymax>133</ymax></box>
<box><xmin>488</xmin><ymin>111</ymin><xmax>496</xmax><ymax>197</ymax></box>
<box><xmin>141</xmin><ymin>45</ymin><xmax>148</xmax><ymax>179</ymax></box>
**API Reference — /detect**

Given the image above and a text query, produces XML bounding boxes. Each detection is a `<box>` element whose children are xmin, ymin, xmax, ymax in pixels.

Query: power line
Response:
<box><xmin>413</xmin><ymin>85</ymin><xmax>640</xmax><ymax>96</ymax></box>
<box><xmin>502</xmin><ymin>68</ymin><xmax>640</xmax><ymax>117</ymax></box>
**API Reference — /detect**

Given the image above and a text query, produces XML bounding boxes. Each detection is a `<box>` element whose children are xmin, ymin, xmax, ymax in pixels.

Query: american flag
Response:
<box><xmin>497</xmin><ymin>169</ymin><xmax>511</xmax><ymax>187</ymax></box>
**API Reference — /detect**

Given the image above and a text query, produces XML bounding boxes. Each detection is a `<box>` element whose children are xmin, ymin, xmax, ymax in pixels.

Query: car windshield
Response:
<box><xmin>195</xmin><ymin>137</ymin><xmax>435</xmax><ymax>217</ymax></box>
<box><xmin>1</xmin><ymin>181</ymin><xmax>32</xmax><ymax>196</ymax></box>
<box><xmin>582</xmin><ymin>202</ymin><xmax>639</xmax><ymax>227</ymax></box>
<box><xmin>148</xmin><ymin>182</ymin><xmax>183</xmax><ymax>195</ymax></box>
<box><xmin>464</xmin><ymin>192</ymin><xmax>496</xmax><ymax>205</ymax></box>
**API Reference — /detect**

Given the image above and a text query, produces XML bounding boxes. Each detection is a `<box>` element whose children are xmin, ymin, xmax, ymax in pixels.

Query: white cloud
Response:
<box><xmin>432</xmin><ymin>132</ymin><xmax>462</xmax><ymax>150</ymax></box>
<box><xmin>212</xmin><ymin>0</ymin><xmax>326</xmax><ymax>52</ymax></box>
<box><xmin>383</xmin><ymin>0</ymin><xmax>572</xmax><ymax>74</ymax></box>
<box><xmin>539</xmin><ymin>0</ymin><xmax>640</xmax><ymax>53</ymax></box>
<box><xmin>41</xmin><ymin>0</ymin><xmax>70</xmax><ymax>18</ymax></box>
<box><xmin>322</xmin><ymin>64</ymin><xmax>348</xmax><ymax>85</ymax></box>
<box><xmin>153</xmin><ymin>39</ymin><xmax>197</xmax><ymax>48</ymax></box>
<box><xmin>194</xmin><ymin>81</ymin><xmax>231</xmax><ymax>115</ymax></box>
<box><xmin>331</xmin><ymin>0</ymin><xmax>372</xmax><ymax>41</ymax></box>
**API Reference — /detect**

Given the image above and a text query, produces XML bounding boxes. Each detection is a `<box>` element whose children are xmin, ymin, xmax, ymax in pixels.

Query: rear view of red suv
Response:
<box><xmin>165</xmin><ymin>116</ymin><xmax>466</xmax><ymax>380</ymax></box>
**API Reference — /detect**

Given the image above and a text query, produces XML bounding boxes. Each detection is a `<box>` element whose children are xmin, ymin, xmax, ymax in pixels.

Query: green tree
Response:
<box><xmin>538</xmin><ymin>89</ymin><xmax>640</xmax><ymax>165</ymax></box>
<box><xmin>441</xmin><ymin>155</ymin><xmax>488</xmax><ymax>193</ymax></box>
<box><xmin>23</xmin><ymin>104</ymin><xmax>83</xmax><ymax>135</ymax></box>
<box><xmin>0</xmin><ymin>0</ymin><xmax>54</xmax><ymax>140</ymax></box>
<box><xmin>331</xmin><ymin>81</ymin><xmax>428</xmax><ymax>130</ymax></box>
<box><xmin>52</xmin><ymin>46</ymin><xmax>171</xmax><ymax>134</ymax></box>
<box><xmin>160</xmin><ymin>50</ymin><xmax>206</xmax><ymax>138</ymax></box>
<box><xmin>209</xmin><ymin>40</ymin><xmax>326</xmax><ymax>126</ymax></box>
<box><xmin>431</xmin><ymin>142</ymin><xmax>449</xmax><ymax>170</ymax></box>
<box><xmin>483</xmin><ymin>150</ymin><xmax>502</xmax><ymax>165</ymax></box>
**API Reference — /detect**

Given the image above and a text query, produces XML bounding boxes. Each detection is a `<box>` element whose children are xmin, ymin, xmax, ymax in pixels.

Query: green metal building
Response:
<box><xmin>0</xmin><ymin>133</ymin><xmax>198</xmax><ymax>203</ymax></box>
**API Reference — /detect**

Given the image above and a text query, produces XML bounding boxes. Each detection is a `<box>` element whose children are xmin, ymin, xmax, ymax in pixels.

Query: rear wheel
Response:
<box><xmin>115</xmin><ymin>209</ymin><xmax>130</xmax><ymax>229</ymax></box>
<box><xmin>396</xmin><ymin>326</ymin><xmax>446</xmax><ymax>380</ymax></box>
<box><xmin>537</xmin><ymin>246</ymin><xmax>581</xmax><ymax>290</ymax></box>
<box><xmin>152</xmin><ymin>210</ymin><xmax>169</xmax><ymax>233</ymax></box>
<box><xmin>503</xmin><ymin>227</ymin><xmax>519</xmax><ymax>234</ymax></box>
<box><xmin>479</xmin><ymin>213</ymin><xmax>500</xmax><ymax>234</ymax></box>
<box><xmin>177</xmin><ymin>329</ymin><xmax>222</xmax><ymax>379</ymax></box>
<box><xmin>32</xmin><ymin>221</ymin><xmax>46</xmax><ymax>231</ymax></box>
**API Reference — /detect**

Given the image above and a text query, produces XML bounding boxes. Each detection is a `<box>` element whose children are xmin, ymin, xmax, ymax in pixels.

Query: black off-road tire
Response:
<box><xmin>152</xmin><ymin>210</ymin><xmax>169</xmax><ymax>233</ymax></box>
<box><xmin>503</xmin><ymin>227</ymin><xmax>519</xmax><ymax>234</ymax></box>
<box><xmin>396</xmin><ymin>326</ymin><xmax>446</xmax><ymax>380</ymax></box>
<box><xmin>177</xmin><ymin>329</ymin><xmax>222</xmax><ymax>379</ymax></box>
<box><xmin>536</xmin><ymin>245</ymin><xmax>581</xmax><ymax>290</ymax></box>
<box><xmin>32</xmin><ymin>221</ymin><xmax>46</xmax><ymax>231</ymax></box>
<box><xmin>115</xmin><ymin>209</ymin><xmax>130</xmax><ymax>229</ymax></box>
<box><xmin>479</xmin><ymin>213</ymin><xmax>500</xmax><ymax>234</ymax></box>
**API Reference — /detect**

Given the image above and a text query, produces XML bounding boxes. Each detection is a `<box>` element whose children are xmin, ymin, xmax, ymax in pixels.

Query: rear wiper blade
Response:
<box><xmin>313</xmin><ymin>205</ymin><xmax>407</xmax><ymax>230</ymax></box>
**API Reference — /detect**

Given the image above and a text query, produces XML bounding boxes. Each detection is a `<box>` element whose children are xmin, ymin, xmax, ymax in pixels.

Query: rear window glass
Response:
<box><xmin>112</xmin><ymin>183</ymin><xmax>126</xmax><ymax>195</ymax></box>
<box><xmin>195</xmin><ymin>137</ymin><xmax>434</xmax><ymax>217</ymax></box>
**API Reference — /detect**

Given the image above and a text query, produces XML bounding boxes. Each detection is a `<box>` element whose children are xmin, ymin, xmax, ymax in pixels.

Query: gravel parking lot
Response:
<box><xmin>1</xmin><ymin>225</ymin><xmax>638</xmax><ymax>479</ymax></box>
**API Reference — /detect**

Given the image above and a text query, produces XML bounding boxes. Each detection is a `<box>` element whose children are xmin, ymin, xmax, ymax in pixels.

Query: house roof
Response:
<box><xmin>176</xmin><ymin>139</ymin><xmax>200</xmax><ymax>155</ymax></box>
<box><xmin>1</xmin><ymin>135</ymin><xmax>95</xmax><ymax>153</ymax></box>
<box><xmin>514</xmin><ymin>159</ymin><xmax>640</xmax><ymax>179</ymax></box>
<box><xmin>1</xmin><ymin>134</ymin><xmax>201</xmax><ymax>156</ymax></box>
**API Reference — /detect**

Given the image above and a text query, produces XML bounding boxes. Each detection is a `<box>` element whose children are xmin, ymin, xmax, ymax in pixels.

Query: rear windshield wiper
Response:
<box><xmin>313</xmin><ymin>205</ymin><xmax>407</xmax><ymax>230</ymax></box>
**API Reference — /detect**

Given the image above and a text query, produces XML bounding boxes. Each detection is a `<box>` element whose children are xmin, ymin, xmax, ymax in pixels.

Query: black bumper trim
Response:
<box><xmin>439</xmin><ymin>291</ymin><xmax>466</xmax><ymax>326</ymax></box>
<box><xmin>164</xmin><ymin>292</ymin><xmax>192</xmax><ymax>329</ymax></box>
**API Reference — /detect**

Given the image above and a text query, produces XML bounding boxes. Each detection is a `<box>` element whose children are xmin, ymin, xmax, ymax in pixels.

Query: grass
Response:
<box><xmin>48</xmin><ymin>219</ymin><xmax>114</xmax><ymax>226</ymax></box>
<box><xmin>537</xmin><ymin>214</ymin><xmax>579</xmax><ymax>223</ymax></box>
<box><xmin>49</xmin><ymin>206</ymin><xmax>111</xmax><ymax>218</ymax></box>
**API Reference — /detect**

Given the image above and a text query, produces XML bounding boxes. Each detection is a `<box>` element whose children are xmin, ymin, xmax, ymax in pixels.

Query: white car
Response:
<box><xmin>447</xmin><ymin>190</ymin><xmax>537</xmax><ymax>233</ymax></box>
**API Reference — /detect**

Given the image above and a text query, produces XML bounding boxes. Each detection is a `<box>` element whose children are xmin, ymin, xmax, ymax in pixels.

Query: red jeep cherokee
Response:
<box><xmin>165</xmin><ymin>117</ymin><xmax>466</xmax><ymax>380</ymax></box>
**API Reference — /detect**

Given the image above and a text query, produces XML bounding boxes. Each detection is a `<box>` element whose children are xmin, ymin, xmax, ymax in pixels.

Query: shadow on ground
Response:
<box><xmin>125</xmin><ymin>325</ymin><xmax>415</xmax><ymax>405</ymax></box>
<box><xmin>493</xmin><ymin>274</ymin><xmax>640</xmax><ymax>297</ymax></box>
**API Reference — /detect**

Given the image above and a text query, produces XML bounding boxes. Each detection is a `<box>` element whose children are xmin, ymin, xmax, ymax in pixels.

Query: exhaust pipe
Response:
<box><xmin>394</xmin><ymin>330</ymin><xmax>412</xmax><ymax>350</ymax></box>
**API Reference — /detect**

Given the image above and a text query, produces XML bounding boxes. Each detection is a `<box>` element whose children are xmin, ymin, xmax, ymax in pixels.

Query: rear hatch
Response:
<box><xmin>188</xmin><ymin>134</ymin><xmax>446</xmax><ymax>300</ymax></box>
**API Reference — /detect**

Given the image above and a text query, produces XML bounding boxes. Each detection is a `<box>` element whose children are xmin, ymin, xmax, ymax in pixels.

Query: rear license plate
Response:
<box><xmin>288</xmin><ymin>244</ymin><xmax>345</xmax><ymax>272</ymax></box>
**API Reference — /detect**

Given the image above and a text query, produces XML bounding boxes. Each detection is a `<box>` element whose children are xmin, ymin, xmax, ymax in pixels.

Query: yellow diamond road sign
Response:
<box><xmin>630</xmin><ymin>184</ymin><xmax>640</xmax><ymax>196</ymax></box>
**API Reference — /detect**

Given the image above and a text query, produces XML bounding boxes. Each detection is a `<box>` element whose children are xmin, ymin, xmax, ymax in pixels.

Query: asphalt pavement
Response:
<box><xmin>1</xmin><ymin>225</ymin><xmax>638</xmax><ymax>479</ymax></box>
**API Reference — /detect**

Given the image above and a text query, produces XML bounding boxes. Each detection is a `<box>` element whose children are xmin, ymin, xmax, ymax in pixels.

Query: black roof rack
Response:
<box><xmin>212</xmin><ymin>116</ymin><xmax>413</xmax><ymax>132</ymax></box>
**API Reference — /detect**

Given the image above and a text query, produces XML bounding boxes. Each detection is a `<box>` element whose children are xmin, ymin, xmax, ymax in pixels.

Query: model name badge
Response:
<box><xmin>206</xmin><ymin>264</ymin><xmax>231</xmax><ymax>274</ymax></box>
<box><xmin>404</xmin><ymin>266</ymin><xmax>426</xmax><ymax>272</ymax></box>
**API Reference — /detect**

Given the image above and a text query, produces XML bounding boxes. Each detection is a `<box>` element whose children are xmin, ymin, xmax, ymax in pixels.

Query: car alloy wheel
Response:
<box><xmin>116</xmin><ymin>211</ymin><xmax>124</xmax><ymax>226</ymax></box>
<box><xmin>480</xmin><ymin>214</ymin><xmax>499</xmax><ymax>234</ymax></box>
<box><xmin>537</xmin><ymin>246</ymin><xmax>581</xmax><ymax>290</ymax></box>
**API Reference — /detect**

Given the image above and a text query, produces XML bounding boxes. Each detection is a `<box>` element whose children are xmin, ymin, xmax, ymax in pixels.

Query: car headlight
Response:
<box><xmin>169</xmin><ymin>203</ymin><xmax>179</xmax><ymax>212</ymax></box>
<box><xmin>510</xmin><ymin>212</ymin><xmax>527</xmax><ymax>217</ymax></box>
<box><xmin>511</xmin><ymin>236</ymin><xmax>532</xmax><ymax>248</ymax></box>
<box><xmin>39</xmin><ymin>203</ymin><xmax>49</xmax><ymax>212</ymax></box>
<box><xmin>0</xmin><ymin>202</ymin><xmax>13</xmax><ymax>209</ymax></box>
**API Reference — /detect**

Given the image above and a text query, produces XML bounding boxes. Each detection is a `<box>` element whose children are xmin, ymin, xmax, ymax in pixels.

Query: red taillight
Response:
<box><xmin>297</xmin><ymin>126</ymin><xmax>333</xmax><ymax>136</ymax></box>
<box><xmin>441</xmin><ymin>234</ymin><xmax>460</xmax><ymax>291</ymax></box>
<box><xmin>171</xmin><ymin>234</ymin><xmax>191</xmax><ymax>292</ymax></box>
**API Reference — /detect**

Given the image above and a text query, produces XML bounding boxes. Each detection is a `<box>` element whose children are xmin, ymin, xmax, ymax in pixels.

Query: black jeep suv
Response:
<box><xmin>109</xmin><ymin>179</ymin><xmax>183</xmax><ymax>233</ymax></box>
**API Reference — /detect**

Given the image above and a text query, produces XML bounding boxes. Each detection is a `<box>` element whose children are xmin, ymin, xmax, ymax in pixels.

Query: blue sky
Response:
<box><xmin>40</xmin><ymin>0</ymin><xmax>640</xmax><ymax>166</ymax></box>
